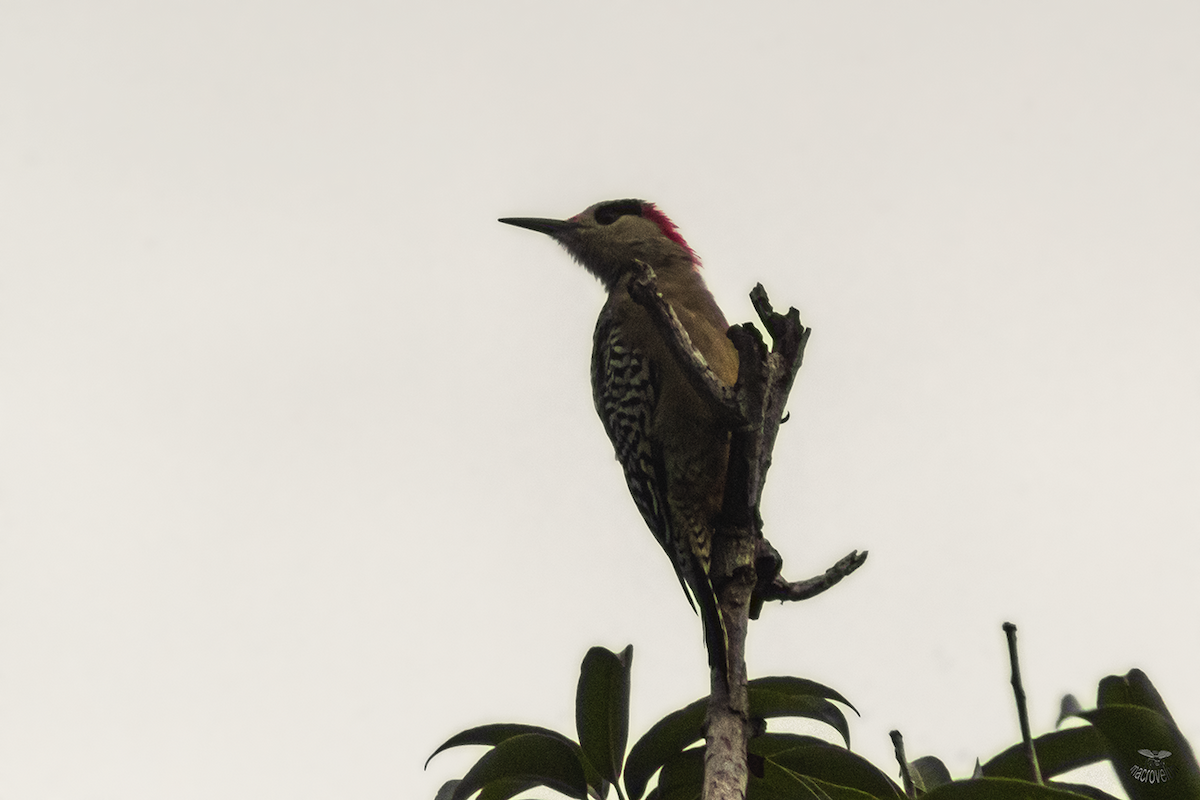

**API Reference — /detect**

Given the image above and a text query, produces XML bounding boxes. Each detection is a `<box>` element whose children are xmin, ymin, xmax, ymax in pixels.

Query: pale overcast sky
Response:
<box><xmin>2</xmin><ymin>3</ymin><xmax>1198</xmax><ymax>799</ymax></box>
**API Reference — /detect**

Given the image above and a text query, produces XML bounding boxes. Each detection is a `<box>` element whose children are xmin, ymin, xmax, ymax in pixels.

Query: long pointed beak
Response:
<box><xmin>498</xmin><ymin>216</ymin><xmax>582</xmax><ymax>237</ymax></box>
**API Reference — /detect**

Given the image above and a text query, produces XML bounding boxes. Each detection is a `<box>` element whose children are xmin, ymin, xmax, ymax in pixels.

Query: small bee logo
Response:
<box><xmin>1138</xmin><ymin>749</ymin><xmax>1172</xmax><ymax>767</ymax></box>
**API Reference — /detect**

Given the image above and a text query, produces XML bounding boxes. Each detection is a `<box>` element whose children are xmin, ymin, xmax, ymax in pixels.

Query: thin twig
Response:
<box><xmin>1003</xmin><ymin>621</ymin><xmax>1043</xmax><ymax>785</ymax></box>
<box><xmin>755</xmin><ymin>550</ymin><xmax>869</xmax><ymax>605</ymax></box>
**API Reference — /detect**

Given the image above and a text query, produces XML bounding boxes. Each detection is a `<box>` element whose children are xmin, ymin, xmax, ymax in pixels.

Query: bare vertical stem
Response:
<box><xmin>1003</xmin><ymin>621</ymin><xmax>1043</xmax><ymax>785</ymax></box>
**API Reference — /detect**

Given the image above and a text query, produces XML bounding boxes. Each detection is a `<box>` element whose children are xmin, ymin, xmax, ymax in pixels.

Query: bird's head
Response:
<box><xmin>500</xmin><ymin>199</ymin><xmax>699</xmax><ymax>290</ymax></box>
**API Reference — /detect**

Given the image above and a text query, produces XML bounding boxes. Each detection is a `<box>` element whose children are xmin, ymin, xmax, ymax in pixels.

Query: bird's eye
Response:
<box><xmin>594</xmin><ymin>199</ymin><xmax>644</xmax><ymax>225</ymax></box>
<box><xmin>594</xmin><ymin>206</ymin><xmax>620</xmax><ymax>225</ymax></box>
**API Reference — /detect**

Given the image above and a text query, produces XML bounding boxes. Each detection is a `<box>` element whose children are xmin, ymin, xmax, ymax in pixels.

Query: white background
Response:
<box><xmin>2</xmin><ymin>3</ymin><xmax>1197</xmax><ymax>798</ymax></box>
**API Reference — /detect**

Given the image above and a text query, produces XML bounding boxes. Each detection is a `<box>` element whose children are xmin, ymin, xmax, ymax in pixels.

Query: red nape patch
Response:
<box><xmin>641</xmin><ymin>203</ymin><xmax>701</xmax><ymax>266</ymax></box>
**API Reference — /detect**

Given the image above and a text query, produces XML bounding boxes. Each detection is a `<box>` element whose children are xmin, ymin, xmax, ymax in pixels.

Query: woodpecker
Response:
<box><xmin>500</xmin><ymin>199</ymin><xmax>739</xmax><ymax>670</ymax></box>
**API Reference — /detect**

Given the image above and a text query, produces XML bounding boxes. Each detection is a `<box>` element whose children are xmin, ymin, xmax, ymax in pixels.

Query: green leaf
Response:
<box><xmin>919</xmin><ymin>777</ymin><xmax>1096</xmax><ymax>799</ymax></box>
<box><xmin>749</xmin><ymin>758</ymin><xmax>826</xmax><ymax>800</ymax></box>
<box><xmin>576</xmin><ymin>645</ymin><xmax>633</xmax><ymax>787</ymax></box>
<box><xmin>748</xmin><ymin>677</ymin><xmax>859</xmax><ymax>716</ymax></box>
<box><xmin>748</xmin><ymin>677</ymin><xmax>856</xmax><ymax>748</ymax></box>
<box><xmin>909</xmin><ymin>756</ymin><xmax>953</xmax><ymax>793</ymax></box>
<box><xmin>652</xmin><ymin>748</ymin><xmax>704</xmax><ymax>800</ymax></box>
<box><xmin>1048</xmin><ymin>670</ymin><xmax>1200</xmax><ymax>800</ymax></box>
<box><xmin>1096</xmin><ymin>670</ymin><xmax>1176</xmax><ymax>723</ymax></box>
<box><xmin>1057</xmin><ymin>695</ymin><xmax>1084</xmax><ymax>727</ymax></box>
<box><xmin>752</xmin><ymin>758</ymin><xmax>882</xmax><ymax>800</ymax></box>
<box><xmin>1075</xmin><ymin>705</ymin><xmax>1200</xmax><ymax>800</ymax></box>
<box><xmin>981</xmin><ymin>728</ymin><xmax>1107</xmax><ymax>781</ymax></box>
<box><xmin>751</xmin><ymin>733</ymin><xmax>834</xmax><ymax>757</ymax></box>
<box><xmin>477</xmin><ymin>778</ymin><xmax>541</xmax><ymax>800</ymax></box>
<box><xmin>751</xmin><ymin>734</ymin><xmax>905</xmax><ymax>799</ymax></box>
<box><xmin>434</xmin><ymin>780</ymin><xmax>461</xmax><ymax>800</ymax></box>
<box><xmin>427</xmin><ymin>723</ymin><xmax>579</xmax><ymax>769</ymax></box>
<box><xmin>451</xmin><ymin>733</ymin><xmax>590</xmax><ymax>800</ymax></box>
<box><xmin>625</xmin><ymin>699</ymin><xmax>708</xmax><ymax>800</ymax></box>
<box><xmin>1041</xmin><ymin>783</ymin><xmax>1124</xmax><ymax>800</ymax></box>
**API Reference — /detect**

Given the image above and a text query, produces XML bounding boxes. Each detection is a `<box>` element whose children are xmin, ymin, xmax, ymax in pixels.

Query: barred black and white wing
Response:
<box><xmin>590</xmin><ymin>308</ymin><xmax>698</xmax><ymax>611</ymax></box>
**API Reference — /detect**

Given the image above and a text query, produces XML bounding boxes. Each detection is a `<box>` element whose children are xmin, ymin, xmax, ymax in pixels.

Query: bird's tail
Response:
<box><xmin>667</xmin><ymin>497</ymin><xmax>730</xmax><ymax>681</ymax></box>
<box><xmin>687</xmin><ymin>550</ymin><xmax>729</xmax><ymax>680</ymax></box>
